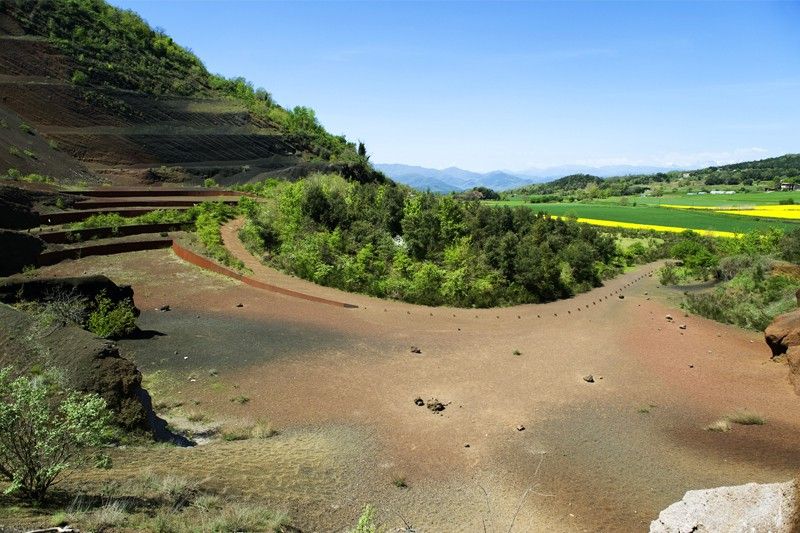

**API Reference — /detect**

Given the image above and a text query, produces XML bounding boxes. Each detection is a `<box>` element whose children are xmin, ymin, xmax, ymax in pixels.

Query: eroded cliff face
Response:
<box><xmin>765</xmin><ymin>292</ymin><xmax>800</xmax><ymax>395</ymax></box>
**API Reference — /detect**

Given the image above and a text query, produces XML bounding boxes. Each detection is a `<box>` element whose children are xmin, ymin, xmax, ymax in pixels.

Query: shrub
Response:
<box><xmin>203</xmin><ymin>177</ymin><xmax>218</xmax><ymax>188</ymax></box>
<box><xmin>23</xmin><ymin>149</ymin><xmax>36</xmax><ymax>159</ymax></box>
<box><xmin>18</xmin><ymin>123</ymin><xmax>34</xmax><ymax>135</ymax></box>
<box><xmin>70</xmin><ymin>69</ymin><xmax>89</xmax><ymax>85</ymax></box>
<box><xmin>0</xmin><ymin>368</ymin><xmax>113</xmax><ymax>502</ymax></box>
<box><xmin>8</xmin><ymin>146</ymin><xmax>21</xmax><ymax>157</ymax></box>
<box><xmin>19</xmin><ymin>173</ymin><xmax>54</xmax><ymax>184</ymax></box>
<box><xmin>781</xmin><ymin>228</ymin><xmax>800</xmax><ymax>263</ymax></box>
<box><xmin>87</xmin><ymin>294</ymin><xmax>137</xmax><ymax>339</ymax></box>
<box><xmin>350</xmin><ymin>504</ymin><xmax>380</xmax><ymax>533</ymax></box>
<box><xmin>684</xmin><ymin>270</ymin><xmax>800</xmax><ymax>330</ymax></box>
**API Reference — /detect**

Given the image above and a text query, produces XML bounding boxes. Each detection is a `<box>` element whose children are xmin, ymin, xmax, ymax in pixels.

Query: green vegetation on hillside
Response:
<box><xmin>656</xmin><ymin>228</ymin><xmax>800</xmax><ymax>330</ymax></box>
<box><xmin>511</xmin><ymin>154</ymin><xmax>800</xmax><ymax>199</ymax></box>
<box><xmin>238</xmin><ymin>174</ymin><xmax>635</xmax><ymax>307</ymax></box>
<box><xmin>1</xmin><ymin>0</ymin><xmax>380</xmax><ymax>170</ymax></box>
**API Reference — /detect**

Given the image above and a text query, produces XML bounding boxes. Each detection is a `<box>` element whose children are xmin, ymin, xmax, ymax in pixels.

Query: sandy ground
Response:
<box><xmin>34</xmin><ymin>239</ymin><xmax>800</xmax><ymax>532</ymax></box>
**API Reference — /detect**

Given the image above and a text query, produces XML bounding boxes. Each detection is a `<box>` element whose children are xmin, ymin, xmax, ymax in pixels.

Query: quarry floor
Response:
<box><xmin>36</xmin><ymin>240</ymin><xmax>800</xmax><ymax>532</ymax></box>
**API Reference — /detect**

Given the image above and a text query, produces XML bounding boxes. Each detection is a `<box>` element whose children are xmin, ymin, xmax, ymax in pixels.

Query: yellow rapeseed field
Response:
<box><xmin>553</xmin><ymin>216</ymin><xmax>740</xmax><ymax>238</ymax></box>
<box><xmin>662</xmin><ymin>204</ymin><xmax>800</xmax><ymax>220</ymax></box>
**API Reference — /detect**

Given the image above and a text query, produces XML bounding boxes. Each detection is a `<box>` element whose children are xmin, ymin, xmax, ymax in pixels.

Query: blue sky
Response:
<box><xmin>110</xmin><ymin>1</ymin><xmax>799</xmax><ymax>172</ymax></box>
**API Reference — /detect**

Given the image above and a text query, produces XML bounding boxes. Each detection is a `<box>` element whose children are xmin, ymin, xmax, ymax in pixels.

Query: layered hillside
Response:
<box><xmin>0</xmin><ymin>0</ymin><xmax>382</xmax><ymax>185</ymax></box>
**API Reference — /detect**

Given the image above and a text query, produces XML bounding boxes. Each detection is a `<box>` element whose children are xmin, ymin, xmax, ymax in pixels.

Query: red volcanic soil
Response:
<box><xmin>35</xmin><ymin>242</ymin><xmax>800</xmax><ymax>532</ymax></box>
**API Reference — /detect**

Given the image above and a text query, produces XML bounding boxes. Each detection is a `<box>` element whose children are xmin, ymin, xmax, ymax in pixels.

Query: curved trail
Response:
<box><xmin>38</xmin><ymin>235</ymin><xmax>800</xmax><ymax>532</ymax></box>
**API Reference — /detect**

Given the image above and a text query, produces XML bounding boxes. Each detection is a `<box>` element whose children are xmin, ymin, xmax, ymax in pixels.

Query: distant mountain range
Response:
<box><xmin>375</xmin><ymin>163</ymin><xmax>688</xmax><ymax>192</ymax></box>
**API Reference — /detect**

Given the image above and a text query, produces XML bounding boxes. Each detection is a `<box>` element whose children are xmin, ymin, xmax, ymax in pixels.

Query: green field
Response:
<box><xmin>600</xmin><ymin>190</ymin><xmax>800</xmax><ymax>207</ymax></box>
<box><xmin>485</xmin><ymin>200</ymin><xmax>800</xmax><ymax>233</ymax></box>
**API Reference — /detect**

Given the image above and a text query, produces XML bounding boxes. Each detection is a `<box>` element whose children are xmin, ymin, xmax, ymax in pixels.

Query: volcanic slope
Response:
<box><xmin>0</xmin><ymin>2</ymin><xmax>379</xmax><ymax>186</ymax></box>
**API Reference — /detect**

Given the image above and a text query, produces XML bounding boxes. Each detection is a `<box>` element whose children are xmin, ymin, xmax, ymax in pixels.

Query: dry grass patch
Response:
<box><xmin>221</xmin><ymin>419</ymin><xmax>278</xmax><ymax>442</ymax></box>
<box><xmin>727</xmin><ymin>411</ymin><xmax>766</xmax><ymax>426</ymax></box>
<box><xmin>44</xmin><ymin>473</ymin><xmax>290</xmax><ymax>532</ymax></box>
<box><xmin>704</xmin><ymin>411</ymin><xmax>766</xmax><ymax>432</ymax></box>
<box><xmin>704</xmin><ymin>419</ymin><xmax>732</xmax><ymax>432</ymax></box>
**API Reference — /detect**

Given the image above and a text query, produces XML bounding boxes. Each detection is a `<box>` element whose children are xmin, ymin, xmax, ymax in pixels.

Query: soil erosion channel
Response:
<box><xmin>37</xmin><ymin>227</ymin><xmax>800</xmax><ymax>532</ymax></box>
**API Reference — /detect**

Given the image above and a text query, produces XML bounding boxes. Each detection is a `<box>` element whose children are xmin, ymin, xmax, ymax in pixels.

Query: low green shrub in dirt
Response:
<box><xmin>0</xmin><ymin>367</ymin><xmax>113</xmax><ymax>503</ymax></box>
<box><xmin>87</xmin><ymin>294</ymin><xmax>137</xmax><ymax>339</ymax></box>
<box><xmin>350</xmin><ymin>504</ymin><xmax>380</xmax><ymax>533</ymax></box>
<box><xmin>69</xmin><ymin>209</ymin><xmax>194</xmax><ymax>231</ymax></box>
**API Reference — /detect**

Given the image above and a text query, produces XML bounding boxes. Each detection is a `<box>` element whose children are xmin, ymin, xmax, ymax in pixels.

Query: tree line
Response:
<box><xmin>237</xmin><ymin>174</ymin><xmax>623</xmax><ymax>307</ymax></box>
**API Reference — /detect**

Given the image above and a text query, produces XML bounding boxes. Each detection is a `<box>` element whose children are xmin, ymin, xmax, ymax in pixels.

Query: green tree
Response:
<box><xmin>780</xmin><ymin>228</ymin><xmax>800</xmax><ymax>263</ymax></box>
<box><xmin>401</xmin><ymin>193</ymin><xmax>441</xmax><ymax>260</ymax></box>
<box><xmin>0</xmin><ymin>368</ymin><xmax>113</xmax><ymax>502</ymax></box>
<box><xmin>514</xmin><ymin>237</ymin><xmax>568</xmax><ymax>302</ymax></box>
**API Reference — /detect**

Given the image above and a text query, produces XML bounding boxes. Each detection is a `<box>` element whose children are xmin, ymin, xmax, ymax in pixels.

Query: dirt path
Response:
<box><xmin>35</xmin><ymin>243</ymin><xmax>800</xmax><ymax>532</ymax></box>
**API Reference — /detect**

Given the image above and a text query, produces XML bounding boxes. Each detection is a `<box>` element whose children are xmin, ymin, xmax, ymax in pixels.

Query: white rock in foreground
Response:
<box><xmin>650</xmin><ymin>481</ymin><xmax>797</xmax><ymax>533</ymax></box>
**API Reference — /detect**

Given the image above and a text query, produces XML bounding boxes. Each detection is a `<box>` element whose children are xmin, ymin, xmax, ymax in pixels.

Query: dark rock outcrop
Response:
<box><xmin>0</xmin><ymin>229</ymin><xmax>45</xmax><ymax>275</ymax></box>
<box><xmin>0</xmin><ymin>274</ymin><xmax>140</xmax><ymax>317</ymax></box>
<box><xmin>765</xmin><ymin>309</ymin><xmax>800</xmax><ymax>357</ymax></box>
<box><xmin>765</xmin><ymin>308</ymin><xmax>800</xmax><ymax>396</ymax></box>
<box><xmin>0</xmin><ymin>302</ymin><xmax>148</xmax><ymax>430</ymax></box>
<box><xmin>0</xmin><ymin>185</ymin><xmax>80</xmax><ymax>230</ymax></box>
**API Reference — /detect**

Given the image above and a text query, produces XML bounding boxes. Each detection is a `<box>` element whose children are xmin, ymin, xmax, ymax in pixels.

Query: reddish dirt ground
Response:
<box><xmin>34</xmin><ymin>241</ymin><xmax>800</xmax><ymax>532</ymax></box>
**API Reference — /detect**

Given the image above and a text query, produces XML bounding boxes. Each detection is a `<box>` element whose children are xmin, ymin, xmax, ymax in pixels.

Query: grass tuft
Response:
<box><xmin>704</xmin><ymin>419</ymin><xmax>732</xmax><ymax>432</ymax></box>
<box><xmin>727</xmin><ymin>411</ymin><xmax>766</xmax><ymax>426</ymax></box>
<box><xmin>392</xmin><ymin>475</ymin><xmax>408</xmax><ymax>488</ymax></box>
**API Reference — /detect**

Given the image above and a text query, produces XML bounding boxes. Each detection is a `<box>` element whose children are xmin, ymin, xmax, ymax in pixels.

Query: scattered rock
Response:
<box><xmin>665</xmin><ymin>314</ymin><xmax>673</xmax><ymax>321</ymax></box>
<box><xmin>426</xmin><ymin>399</ymin><xmax>445</xmax><ymax>413</ymax></box>
<box><xmin>516</xmin><ymin>425</ymin><xmax>525</xmax><ymax>431</ymax></box>
<box><xmin>618</xmin><ymin>295</ymin><xmax>625</xmax><ymax>299</ymax></box>
<box><xmin>679</xmin><ymin>324</ymin><xmax>687</xmax><ymax>330</ymax></box>
<box><xmin>650</xmin><ymin>481</ymin><xmax>796</xmax><ymax>533</ymax></box>
<box><xmin>583</xmin><ymin>374</ymin><xmax>595</xmax><ymax>383</ymax></box>
<box><xmin>235</xmin><ymin>303</ymin><xmax>244</xmax><ymax>308</ymax></box>
<box><xmin>410</xmin><ymin>346</ymin><xmax>422</xmax><ymax>354</ymax></box>
<box><xmin>158</xmin><ymin>304</ymin><xmax>171</xmax><ymax>312</ymax></box>
<box><xmin>464</xmin><ymin>443</ymin><xmax>470</xmax><ymax>448</ymax></box>
<box><xmin>414</xmin><ymin>397</ymin><xmax>424</xmax><ymax>406</ymax></box>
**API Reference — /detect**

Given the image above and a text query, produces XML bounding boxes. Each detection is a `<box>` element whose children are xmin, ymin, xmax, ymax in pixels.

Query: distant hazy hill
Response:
<box><xmin>517</xmin><ymin>164</ymin><xmax>686</xmax><ymax>180</ymax></box>
<box><xmin>375</xmin><ymin>164</ymin><xmax>539</xmax><ymax>192</ymax></box>
<box><xmin>376</xmin><ymin>163</ymin><xmax>684</xmax><ymax>193</ymax></box>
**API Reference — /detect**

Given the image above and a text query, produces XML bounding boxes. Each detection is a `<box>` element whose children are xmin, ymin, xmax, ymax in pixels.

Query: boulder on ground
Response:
<box><xmin>650</xmin><ymin>481</ymin><xmax>797</xmax><ymax>533</ymax></box>
<box><xmin>765</xmin><ymin>309</ymin><xmax>800</xmax><ymax>357</ymax></box>
<box><xmin>0</xmin><ymin>230</ymin><xmax>44</xmax><ymax>276</ymax></box>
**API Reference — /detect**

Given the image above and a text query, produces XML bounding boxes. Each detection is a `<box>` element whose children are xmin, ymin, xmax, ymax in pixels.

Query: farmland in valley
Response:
<box><xmin>486</xmin><ymin>197</ymin><xmax>800</xmax><ymax>235</ymax></box>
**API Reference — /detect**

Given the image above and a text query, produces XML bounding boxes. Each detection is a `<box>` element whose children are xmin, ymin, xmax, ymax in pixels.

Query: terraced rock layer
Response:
<box><xmin>0</xmin><ymin>13</ymin><xmax>324</xmax><ymax>185</ymax></box>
